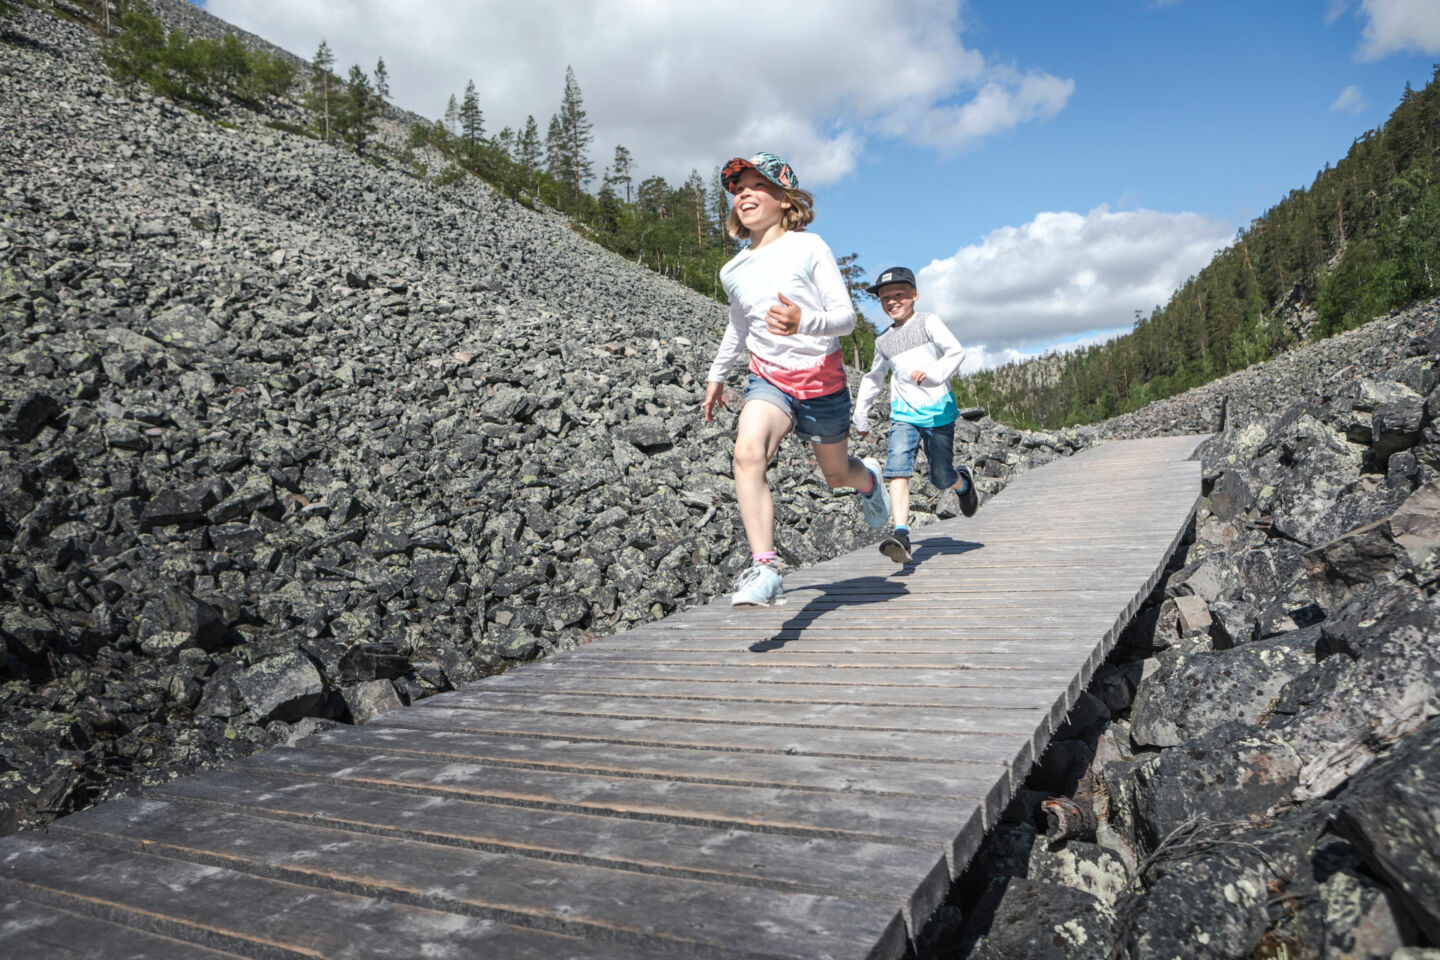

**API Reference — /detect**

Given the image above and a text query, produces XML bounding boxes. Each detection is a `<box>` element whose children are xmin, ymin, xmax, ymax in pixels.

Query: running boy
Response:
<box><xmin>852</xmin><ymin>266</ymin><xmax>978</xmax><ymax>564</ymax></box>
<box><xmin>703</xmin><ymin>153</ymin><xmax>890</xmax><ymax>607</ymax></box>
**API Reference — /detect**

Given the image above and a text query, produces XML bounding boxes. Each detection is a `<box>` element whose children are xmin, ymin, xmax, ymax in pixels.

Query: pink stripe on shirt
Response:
<box><xmin>750</xmin><ymin>350</ymin><xmax>846</xmax><ymax>399</ymax></box>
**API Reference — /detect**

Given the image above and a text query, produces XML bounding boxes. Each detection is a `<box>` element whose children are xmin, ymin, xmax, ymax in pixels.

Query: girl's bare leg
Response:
<box><xmin>733</xmin><ymin>400</ymin><xmax>794</xmax><ymax>554</ymax></box>
<box><xmin>810</xmin><ymin>439</ymin><xmax>873</xmax><ymax>490</ymax></box>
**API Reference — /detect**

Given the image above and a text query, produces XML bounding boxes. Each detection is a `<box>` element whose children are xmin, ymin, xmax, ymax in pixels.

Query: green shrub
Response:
<box><xmin>103</xmin><ymin>5</ymin><xmax>294</xmax><ymax>107</ymax></box>
<box><xmin>433</xmin><ymin>164</ymin><xmax>466</xmax><ymax>187</ymax></box>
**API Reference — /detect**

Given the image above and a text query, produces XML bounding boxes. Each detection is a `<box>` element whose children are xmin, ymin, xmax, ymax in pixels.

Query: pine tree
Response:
<box><xmin>459</xmin><ymin>79</ymin><xmax>482</xmax><ymax>149</ymax></box>
<box><xmin>373</xmin><ymin>56</ymin><xmax>389</xmax><ymax>102</ymax></box>
<box><xmin>835</xmin><ymin>253</ymin><xmax>877</xmax><ymax>370</ymax></box>
<box><xmin>557</xmin><ymin>66</ymin><xmax>594</xmax><ymax>202</ymax></box>
<box><xmin>709</xmin><ymin>166</ymin><xmax>731</xmax><ymax>254</ymax></box>
<box><xmin>310</xmin><ymin>40</ymin><xmax>336</xmax><ymax>142</ymax></box>
<box><xmin>518</xmin><ymin>115</ymin><xmax>541</xmax><ymax>174</ymax></box>
<box><xmin>545</xmin><ymin>113</ymin><xmax>566</xmax><ymax>180</ymax></box>
<box><xmin>494</xmin><ymin>126</ymin><xmax>516</xmax><ymax>161</ymax></box>
<box><xmin>682</xmin><ymin>169</ymin><xmax>707</xmax><ymax>246</ymax></box>
<box><xmin>443</xmin><ymin>93</ymin><xmax>458</xmax><ymax>136</ymax></box>
<box><xmin>337</xmin><ymin>64</ymin><xmax>379</xmax><ymax>152</ymax></box>
<box><xmin>610</xmin><ymin>144</ymin><xmax>633</xmax><ymax>203</ymax></box>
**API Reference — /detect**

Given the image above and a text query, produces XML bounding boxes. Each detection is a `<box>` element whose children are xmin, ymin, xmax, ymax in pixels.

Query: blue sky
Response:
<box><xmin>193</xmin><ymin>1</ymin><xmax>1440</xmax><ymax>369</ymax></box>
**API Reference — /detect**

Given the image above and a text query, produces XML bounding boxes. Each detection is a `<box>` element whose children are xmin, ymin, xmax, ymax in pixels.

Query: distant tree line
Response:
<box><xmin>958</xmin><ymin>66</ymin><xmax>1440</xmax><ymax>429</ymax></box>
<box><xmin>410</xmin><ymin>69</ymin><xmax>881</xmax><ymax>357</ymax></box>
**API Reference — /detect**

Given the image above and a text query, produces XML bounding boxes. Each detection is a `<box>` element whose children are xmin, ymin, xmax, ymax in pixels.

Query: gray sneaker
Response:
<box><xmin>731</xmin><ymin>562</ymin><xmax>785</xmax><ymax>607</ymax></box>
<box><xmin>878</xmin><ymin>529</ymin><xmax>912</xmax><ymax>564</ymax></box>
<box><xmin>857</xmin><ymin>457</ymin><xmax>890</xmax><ymax>530</ymax></box>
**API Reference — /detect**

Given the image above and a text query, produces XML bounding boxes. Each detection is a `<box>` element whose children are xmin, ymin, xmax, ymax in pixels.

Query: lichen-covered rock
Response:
<box><xmin>1129</xmin><ymin>631</ymin><xmax>1315</xmax><ymax>748</ymax></box>
<box><xmin>1333</xmin><ymin>716</ymin><xmax>1440</xmax><ymax>943</ymax></box>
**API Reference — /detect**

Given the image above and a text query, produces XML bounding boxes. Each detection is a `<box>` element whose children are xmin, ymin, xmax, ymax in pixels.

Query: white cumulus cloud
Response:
<box><xmin>1355</xmin><ymin>0</ymin><xmax>1440</xmax><ymax>60</ymax></box>
<box><xmin>916</xmin><ymin>205</ymin><xmax>1234</xmax><ymax>358</ymax></box>
<box><xmin>199</xmin><ymin>0</ymin><xmax>1072</xmax><ymax>186</ymax></box>
<box><xmin>1331</xmin><ymin>85</ymin><xmax>1368</xmax><ymax>114</ymax></box>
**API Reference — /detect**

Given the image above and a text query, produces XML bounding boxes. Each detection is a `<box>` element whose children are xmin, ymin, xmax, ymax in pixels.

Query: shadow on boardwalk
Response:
<box><xmin>749</xmin><ymin>537</ymin><xmax>984</xmax><ymax>651</ymax></box>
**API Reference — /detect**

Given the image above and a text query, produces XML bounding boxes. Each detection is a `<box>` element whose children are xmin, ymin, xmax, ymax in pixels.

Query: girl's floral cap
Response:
<box><xmin>721</xmin><ymin>153</ymin><xmax>799</xmax><ymax>194</ymax></box>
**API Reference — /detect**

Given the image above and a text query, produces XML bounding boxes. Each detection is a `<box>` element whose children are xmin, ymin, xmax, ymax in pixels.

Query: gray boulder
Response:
<box><xmin>233</xmin><ymin>650</ymin><xmax>326</xmax><ymax>722</ymax></box>
<box><xmin>1333</xmin><ymin>717</ymin><xmax>1440</xmax><ymax>942</ymax></box>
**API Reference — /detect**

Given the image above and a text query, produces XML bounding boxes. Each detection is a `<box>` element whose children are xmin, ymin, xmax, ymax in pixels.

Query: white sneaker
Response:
<box><xmin>857</xmin><ymin>457</ymin><xmax>890</xmax><ymax>530</ymax></box>
<box><xmin>730</xmin><ymin>562</ymin><xmax>785</xmax><ymax>607</ymax></box>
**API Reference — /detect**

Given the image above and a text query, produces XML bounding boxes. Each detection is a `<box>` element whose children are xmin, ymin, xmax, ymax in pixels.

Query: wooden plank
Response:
<box><xmin>0</xmin><ymin>836</ymin><xmax>693</xmax><ymax>960</ymax></box>
<box><xmin>507</xmin><ymin>659</ymin><xmax>1082</xmax><ymax>686</ymax></box>
<box><xmin>0</xmin><ymin>896</ymin><xmax>248</xmax><ymax>960</ymax></box>
<box><xmin>229</xmin><ymin>747</ymin><xmax>986</xmax><ymax>849</ymax></box>
<box><xmin>146</xmin><ymin>770</ymin><xmax>957</xmax><ymax>917</ymax></box>
<box><xmin>53</xmin><ymin>800</ymin><xmax>913</xmax><ymax>960</ymax></box>
<box><xmin>298</xmin><ymin>725</ymin><xmax>1004</xmax><ymax>799</ymax></box>
<box><xmin>415</xmin><ymin>689</ymin><xmax>1057</xmax><ymax>734</ymax></box>
<box><xmin>465</xmin><ymin>674</ymin><xmax>1083</xmax><ymax>711</ymax></box>
<box><xmin>372</xmin><ymin>700</ymin><xmax>1040</xmax><ymax>765</ymax></box>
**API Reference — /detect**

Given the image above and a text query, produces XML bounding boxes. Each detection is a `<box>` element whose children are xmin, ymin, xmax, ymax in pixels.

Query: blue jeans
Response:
<box><xmin>744</xmin><ymin>374</ymin><xmax>851</xmax><ymax>444</ymax></box>
<box><xmin>885</xmin><ymin>419</ymin><xmax>958</xmax><ymax>488</ymax></box>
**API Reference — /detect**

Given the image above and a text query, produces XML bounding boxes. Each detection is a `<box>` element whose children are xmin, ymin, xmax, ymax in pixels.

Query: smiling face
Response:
<box><xmin>731</xmin><ymin>168</ymin><xmax>790</xmax><ymax>235</ymax></box>
<box><xmin>877</xmin><ymin>283</ymin><xmax>918</xmax><ymax>323</ymax></box>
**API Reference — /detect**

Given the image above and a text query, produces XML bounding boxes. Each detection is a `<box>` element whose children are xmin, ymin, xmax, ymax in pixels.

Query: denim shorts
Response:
<box><xmin>744</xmin><ymin>374</ymin><xmax>851</xmax><ymax>444</ymax></box>
<box><xmin>885</xmin><ymin>419</ymin><xmax>958</xmax><ymax>488</ymax></box>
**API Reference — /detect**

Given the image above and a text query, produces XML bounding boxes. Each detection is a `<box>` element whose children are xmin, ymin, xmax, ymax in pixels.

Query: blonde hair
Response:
<box><xmin>727</xmin><ymin>186</ymin><xmax>815</xmax><ymax>240</ymax></box>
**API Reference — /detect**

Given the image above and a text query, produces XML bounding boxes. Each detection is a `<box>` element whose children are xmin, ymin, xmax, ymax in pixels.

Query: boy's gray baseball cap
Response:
<box><xmin>866</xmin><ymin>266</ymin><xmax>917</xmax><ymax>294</ymax></box>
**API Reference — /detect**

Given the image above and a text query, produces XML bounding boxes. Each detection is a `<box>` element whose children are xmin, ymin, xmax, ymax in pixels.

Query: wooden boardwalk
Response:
<box><xmin>0</xmin><ymin>435</ymin><xmax>1205</xmax><ymax>960</ymax></box>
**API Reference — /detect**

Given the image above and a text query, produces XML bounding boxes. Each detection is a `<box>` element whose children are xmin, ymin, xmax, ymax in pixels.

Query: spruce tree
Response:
<box><xmin>444</xmin><ymin>93</ymin><xmax>458</xmax><ymax>136</ymax></box>
<box><xmin>373</xmin><ymin>56</ymin><xmax>389</xmax><ymax>102</ymax></box>
<box><xmin>310</xmin><ymin>40</ymin><xmax>336</xmax><ymax>142</ymax></box>
<box><xmin>338</xmin><ymin>64</ymin><xmax>378</xmax><ymax>152</ymax></box>
<box><xmin>557</xmin><ymin>66</ymin><xmax>594</xmax><ymax>202</ymax></box>
<box><xmin>611</xmin><ymin>144</ymin><xmax>633</xmax><ymax>203</ymax></box>
<box><xmin>518</xmin><ymin>115</ymin><xmax>541</xmax><ymax>174</ymax></box>
<box><xmin>494</xmin><ymin>126</ymin><xmax>516</xmax><ymax>161</ymax></box>
<box><xmin>459</xmin><ymin>79</ymin><xmax>482</xmax><ymax>149</ymax></box>
<box><xmin>545</xmin><ymin>113</ymin><xmax>566</xmax><ymax>181</ymax></box>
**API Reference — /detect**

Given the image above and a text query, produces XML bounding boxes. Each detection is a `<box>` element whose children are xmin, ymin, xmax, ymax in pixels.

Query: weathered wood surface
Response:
<box><xmin>0</xmin><ymin>435</ymin><xmax>1205</xmax><ymax>959</ymax></box>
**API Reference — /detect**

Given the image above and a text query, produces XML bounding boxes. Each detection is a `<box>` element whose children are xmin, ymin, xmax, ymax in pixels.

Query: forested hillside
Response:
<box><xmin>959</xmin><ymin>67</ymin><xmax>1440</xmax><ymax>428</ymax></box>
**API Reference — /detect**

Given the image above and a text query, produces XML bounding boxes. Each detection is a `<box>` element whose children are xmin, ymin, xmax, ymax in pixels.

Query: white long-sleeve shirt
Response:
<box><xmin>852</xmin><ymin>311</ymin><xmax>965</xmax><ymax>429</ymax></box>
<box><xmin>706</xmin><ymin>231</ymin><xmax>856</xmax><ymax>399</ymax></box>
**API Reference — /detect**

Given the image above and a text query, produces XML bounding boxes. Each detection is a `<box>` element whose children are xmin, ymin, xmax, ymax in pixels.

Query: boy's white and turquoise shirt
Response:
<box><xmin>852</xmin><ymin>312</ymin><xmax>965</xmax><ymax>430</ymax></box>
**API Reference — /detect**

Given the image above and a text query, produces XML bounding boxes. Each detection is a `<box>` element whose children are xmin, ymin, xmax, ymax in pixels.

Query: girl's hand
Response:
<box><xmin>766</xmin><ymin>292</ymin><xmax>801</xmax><ymax>336</ymax></box>
<box><xmin>702</xmin><ymin>381</ymin><xmax>726</xmax><ymax>422</ymax></box>
<box><xmin>910</xmin><ymin>369</ymin><xmax>929</xmax><ymax>384</ymax></box>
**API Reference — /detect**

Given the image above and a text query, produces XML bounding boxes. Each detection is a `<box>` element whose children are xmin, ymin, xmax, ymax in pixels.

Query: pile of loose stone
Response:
<box><xmin>922</xmin><ymin>299</ymin><xmax>1440</xmax><ymax>959</ymax></box>
<box><xmin>0</xmin><ymin>3</ymin><xmax>1087</xmax><ymax>834</ymax></box>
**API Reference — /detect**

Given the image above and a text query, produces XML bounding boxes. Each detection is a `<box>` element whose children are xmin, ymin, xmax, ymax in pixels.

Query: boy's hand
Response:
<box><xmin>766</xmin><ymin>292</ymin><xmax>801</xmax><ymax>336</ymax></box>
<box><xmin>702</xmin><ymin>381</ymin><xmax>726</xmax><ymax>422</ymax></box>
<box><xmin>910</xmin><ymin>369</ymin><xmax>928</xmax><ymax>384</ymax></box>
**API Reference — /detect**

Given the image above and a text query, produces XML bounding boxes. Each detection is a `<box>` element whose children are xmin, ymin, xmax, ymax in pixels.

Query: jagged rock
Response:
<box><xmin>1332</xmin><ymin>716</ymin><xmax>1440</xmax><ymax>942</ymax></box>
<box><xmin>1129</xmin><ymin>631</ymin><xmax>1316</xmax><ymax>748</ymax></box>
<box><xmin>232</xmin><ymin>650</ymin><xmax>325</xmax><ymax>722</ymax></box>
<box><xmin>3</xmin><ymin>392</ymin><xmax>60</xmax><ymax>442</ymax></box>
<box><xmin>340</xmin><ymin>679</ymin><xmax>403</xmax><ymax>724</ymax></box>
<box><xmin>970</xmin><ymin>880</ymin><xmax>1113</xmax><ymax>960</ymax></box>
<box><xmin>136</xmin><ymin>588</ymin><xmax>228</xmax><ymax>654</ymax></box>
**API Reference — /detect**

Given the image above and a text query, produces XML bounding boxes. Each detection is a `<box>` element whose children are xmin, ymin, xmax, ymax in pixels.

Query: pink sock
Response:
<box><xmin>752</xmin><ymin>551</ymin><xmax>777</xmax><ymax>565</ymax></box>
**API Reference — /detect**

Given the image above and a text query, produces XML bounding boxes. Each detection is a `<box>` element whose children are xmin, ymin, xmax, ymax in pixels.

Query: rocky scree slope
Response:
<box><xmin>920</xmin><ymin>298</ymin><xmax>1440</xmax><ymax>959</ymax></box>
<box><xmin>0</xmin><ymin>4</ymin><xmax>1088</xmax><ymax>834</ymax></box>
